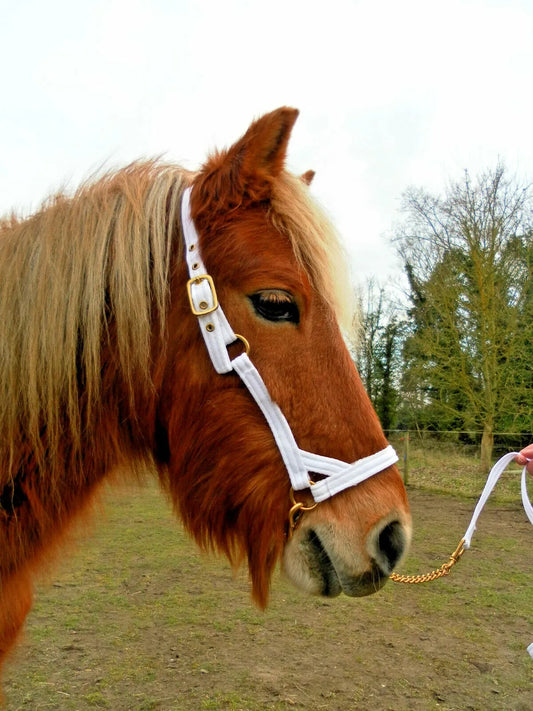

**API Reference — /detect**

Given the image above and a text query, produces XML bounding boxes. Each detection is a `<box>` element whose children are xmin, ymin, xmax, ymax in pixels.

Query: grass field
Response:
<box><xmin>3</xmin><ymin>441</ymin><xmax>533</xmax><ymax>710</ymax></box>
<box><xmin>389</xmin><ymin>435</ymin><xmax>527</xmax><ymax>503</ymax></box>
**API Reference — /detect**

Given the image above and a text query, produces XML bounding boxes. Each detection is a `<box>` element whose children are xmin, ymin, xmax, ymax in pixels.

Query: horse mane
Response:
<box><xmin>0</xmin><ymin>161</ymin><xmax>351</xmax><ymax>495</ymax></box>
<box><xmin>0</xmin><ymin>161</ymin><xmax>190</xmax><ymax>490</ymax></box>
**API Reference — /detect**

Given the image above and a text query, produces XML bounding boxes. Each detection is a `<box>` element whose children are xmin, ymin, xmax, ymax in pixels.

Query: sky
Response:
<box><xmin>2</xmin><ymin>0</ymin><xmax>533</xmax><ymax>293</ymax></box>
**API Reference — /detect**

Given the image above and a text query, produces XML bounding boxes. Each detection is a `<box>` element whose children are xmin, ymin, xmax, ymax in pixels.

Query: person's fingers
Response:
<box><xmin>519</xmin><ymin>443</ymin><xmax>533</xmax><ymax>459</ymax></box>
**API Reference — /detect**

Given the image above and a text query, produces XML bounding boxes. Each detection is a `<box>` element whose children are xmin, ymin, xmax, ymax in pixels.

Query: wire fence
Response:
<box><xmin>384</xmin><ymin>428</ymin><xmax>532</xmax><ymax>485</ymax></box>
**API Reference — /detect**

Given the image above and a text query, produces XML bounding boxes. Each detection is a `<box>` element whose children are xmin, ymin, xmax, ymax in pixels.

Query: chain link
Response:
<box><xmin>390</xmin><ymin>538</ymin><xmax>466</xmax><ymax>584</ymax></box>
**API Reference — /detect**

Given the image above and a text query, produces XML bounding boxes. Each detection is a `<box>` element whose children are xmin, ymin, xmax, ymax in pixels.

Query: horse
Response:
<box><xmin>0</xmin><ymin>107</ymin><xmax>411</xmax><ymax>676</ymax></box>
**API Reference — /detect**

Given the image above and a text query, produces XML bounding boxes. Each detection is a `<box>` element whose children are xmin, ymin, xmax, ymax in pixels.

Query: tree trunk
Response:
<box><xmin>480</xmin><ymin>422</ymin><xmax>494</xmax><ymax>474</ymax></box>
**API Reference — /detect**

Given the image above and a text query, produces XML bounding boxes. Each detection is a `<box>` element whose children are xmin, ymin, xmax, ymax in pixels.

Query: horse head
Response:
<box><xmin>155</xmin><ymin>108</ymin><xmax>411</xmax><ymax>606</ymax></box>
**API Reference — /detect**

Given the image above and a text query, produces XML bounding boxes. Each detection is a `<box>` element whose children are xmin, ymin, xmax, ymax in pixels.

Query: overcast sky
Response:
<box><xmin>2</xmin><ymin>0</ymin><xmax>532</xmax><ymax>292</ymax></box>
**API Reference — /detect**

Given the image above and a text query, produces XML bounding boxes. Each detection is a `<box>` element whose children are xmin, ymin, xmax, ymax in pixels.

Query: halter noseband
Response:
<box><xmin>181</xmin><ymin>188</ymin><xmax>398</xmax><ymax>530</ymax></box>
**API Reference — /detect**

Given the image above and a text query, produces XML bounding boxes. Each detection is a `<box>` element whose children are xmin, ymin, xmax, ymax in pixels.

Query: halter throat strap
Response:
<box><xmin>181</xmin><ymin>187</ymin><xmax>398</xmax><ymax>504</ymax></box>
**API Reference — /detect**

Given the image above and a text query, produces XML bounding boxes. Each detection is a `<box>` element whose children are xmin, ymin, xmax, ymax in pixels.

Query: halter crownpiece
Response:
<box><xmin>181</xmin><ymin>187</ymin><xmax>399</xmax><ymax>507</ymax></box>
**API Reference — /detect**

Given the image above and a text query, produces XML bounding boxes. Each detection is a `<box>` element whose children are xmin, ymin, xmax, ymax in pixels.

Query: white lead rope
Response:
<box><xmin>460</xmin><ymin>452</ymin><xmax>533</xmax><ymax>660</ymax></box>
<box><xmin>181</xmin><ymin>187</ymin><xmax>398</xmax><ymax>504</ymax></box>
<box><xmin>462</xmin><ymin>452</ymin><xmax>533</xmax><ymax>548</ymax></box>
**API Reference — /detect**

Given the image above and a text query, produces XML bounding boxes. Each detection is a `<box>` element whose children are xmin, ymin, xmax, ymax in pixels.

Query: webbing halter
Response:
<box><xmin>181</xmin><ymin>188</ymin><xmax>398</xmax><ymax>513</ymax></box>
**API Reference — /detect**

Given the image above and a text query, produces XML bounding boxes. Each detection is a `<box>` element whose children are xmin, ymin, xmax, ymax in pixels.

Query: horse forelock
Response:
<box><xmin>0</xmin><ymin>161</ymin><xmax>191</xmax><ymax>490</ymax></box>
<box><xmin>269</xmin><ymin>172</ymin><xmax>355</xmax><ymax>331</ymax></box>
<box><xmin>191</xmin><ymin>167</ymin><xmax>355</xmax><ymax>330</ymax></box>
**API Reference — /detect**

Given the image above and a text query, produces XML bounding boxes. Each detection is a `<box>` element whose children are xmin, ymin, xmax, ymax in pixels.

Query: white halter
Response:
<box><xmin>181</xmin><ymin>188</ymin><xmax>398</xmax><ymax>505</ymax></box>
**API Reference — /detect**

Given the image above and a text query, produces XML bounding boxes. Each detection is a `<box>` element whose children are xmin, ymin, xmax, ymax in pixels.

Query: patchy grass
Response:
<box><xmin>3</xmin><ymin>448</ymin><xmax>533</xmax><ymax>710</ymax></box>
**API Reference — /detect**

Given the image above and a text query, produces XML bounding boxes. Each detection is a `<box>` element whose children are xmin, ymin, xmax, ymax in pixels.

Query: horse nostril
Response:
<box><xmin>376</xmin><ymin>520</ymin><xmax>406</xmax><ymax>574</ymax></box>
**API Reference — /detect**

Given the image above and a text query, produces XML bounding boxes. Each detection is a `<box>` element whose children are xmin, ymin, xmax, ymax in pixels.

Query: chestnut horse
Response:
<box><xmin>0</xmin><ymin>108</ymin><xmax>410</xmax><ymax>673</ymax></box>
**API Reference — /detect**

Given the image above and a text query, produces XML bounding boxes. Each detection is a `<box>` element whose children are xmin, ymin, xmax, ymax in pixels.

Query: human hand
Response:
<box><xmin>515</xmin><ymin>444</ymin><xmax>533</xmax><ymax>476</ymax></box>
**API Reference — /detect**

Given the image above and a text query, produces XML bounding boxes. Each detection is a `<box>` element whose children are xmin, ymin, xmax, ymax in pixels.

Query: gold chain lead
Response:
<box><xmin>389</xmin><ymin>538</ymin><xmax>466</xmax><ymax>584</ymax></box>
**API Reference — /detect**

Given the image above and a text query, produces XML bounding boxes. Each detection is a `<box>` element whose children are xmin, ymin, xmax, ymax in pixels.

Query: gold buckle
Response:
<box><xmin>186</xmin><ymin>274</ymin><xmax>219</xmax><ymax>316</ymax></box>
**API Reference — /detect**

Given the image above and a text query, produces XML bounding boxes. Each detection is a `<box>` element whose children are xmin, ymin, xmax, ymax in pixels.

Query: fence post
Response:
<box><xmin>403</xmin><ymin>432</ymin><xmax>410</xmax><ymax>485</ymax></box>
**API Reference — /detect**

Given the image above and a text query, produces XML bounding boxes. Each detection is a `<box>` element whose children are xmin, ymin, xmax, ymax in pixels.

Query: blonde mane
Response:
<box><xmin>271</xmin><ymin>173</ymin><xmax>353</xmax><ymax>329</ymax></box>
<box><xmin>0</xmin><ymin>161</ymin><xmax>349</xmax><ymax>489</ymax></box>
<box><xmin>0</xmin><ymin>161</ymin><xmax>189</xmax><ymax>487</ymax></box>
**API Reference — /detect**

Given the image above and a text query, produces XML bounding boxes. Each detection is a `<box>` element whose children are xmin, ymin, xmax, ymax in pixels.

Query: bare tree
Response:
<box><xmin>355</xmin><ymin>281</ymin><xmax>403</xmax><ymax>431</ymax></box>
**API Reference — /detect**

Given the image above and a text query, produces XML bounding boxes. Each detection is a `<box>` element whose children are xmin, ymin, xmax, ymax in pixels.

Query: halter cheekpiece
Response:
<box><xmin>181</xmin><ymin>188</ymin><xmax>398</xmax><ymax>524</ymax></box>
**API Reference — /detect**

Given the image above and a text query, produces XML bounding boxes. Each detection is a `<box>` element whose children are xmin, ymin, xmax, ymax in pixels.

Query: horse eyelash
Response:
<box><xmin>249</xmin><ymin>291</ymin><xmax>300</xmax><ymax>324</ymax></box>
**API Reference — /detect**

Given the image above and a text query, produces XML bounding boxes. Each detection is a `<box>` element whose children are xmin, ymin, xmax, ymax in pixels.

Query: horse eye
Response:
<box><xmin>249</xmin><ymin>290</ymin><xmax>300</xmax><ymax>324</ymax></box>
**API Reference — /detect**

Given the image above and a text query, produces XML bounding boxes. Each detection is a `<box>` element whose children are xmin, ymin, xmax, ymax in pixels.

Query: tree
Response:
<box><xmin>377</xmin><ymin>318</ymin><xmax>401</xmax><ymax>431</ymax></box>
<box><xmin>396</xmin><ymin>164</ymin><xmax>533</xmax><ymax>471</ymax></box>
<box><xmin>355</xmin><ymin>281</ymin><xmax>404</xmax><ymax>431</ymax></box>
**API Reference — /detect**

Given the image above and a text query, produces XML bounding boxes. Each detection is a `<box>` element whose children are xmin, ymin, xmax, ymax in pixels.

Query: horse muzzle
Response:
<box><xmin>282</xmin><ymin>513</ymin><xmax>411</xmax><ymax>598</ymax></box>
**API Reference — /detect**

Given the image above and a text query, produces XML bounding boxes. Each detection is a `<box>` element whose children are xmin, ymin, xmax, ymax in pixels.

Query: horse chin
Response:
<box><xmin>282</xmin><ymin>526</ymin><xmax>389</xmax><ymax>599</ymax></box>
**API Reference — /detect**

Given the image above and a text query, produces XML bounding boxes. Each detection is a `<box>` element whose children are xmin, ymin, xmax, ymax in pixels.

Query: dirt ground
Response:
<box><xmin>3</xmin><ymin>487</ymin><xmax>532</xmax><ymax>710</ymax></box>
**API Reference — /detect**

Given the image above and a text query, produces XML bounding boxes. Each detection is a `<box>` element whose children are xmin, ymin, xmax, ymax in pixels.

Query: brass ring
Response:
<box><xmin>287</xmin><ymin>487</ymin><xmax>319</xmax><ymax>539</ymax></box>
<box><xmin>289</xmin><ymin>486</ymin><xmax>318</xmax><ymax>512</ymax></box>
<box><xmin>233</xmin><ymin>333</ymin><xmax>250</xmax><ymax>356</ymax></box>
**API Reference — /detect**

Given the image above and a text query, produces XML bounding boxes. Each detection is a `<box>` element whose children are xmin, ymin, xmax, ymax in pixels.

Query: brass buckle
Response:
<box><xmin>186</xmin><ymin>274</ymin><xmax>219</xmax><ymax>316</ymax></box>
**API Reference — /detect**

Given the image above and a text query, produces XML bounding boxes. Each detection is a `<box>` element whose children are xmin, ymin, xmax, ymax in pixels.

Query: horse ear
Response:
<box><xmin>301</xmin><ymin>170</ymin><xmax>315</xmax><ymax>186</ymax></box>
<box><xmin>233</xmin><ymin>106</ymin><xmax>300</xmax><ymax>182</ymax></box>
<box><xmin>192</xmin><ymin>107</ymin><xmax>299</xmax><ymax>222</ymax></box>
